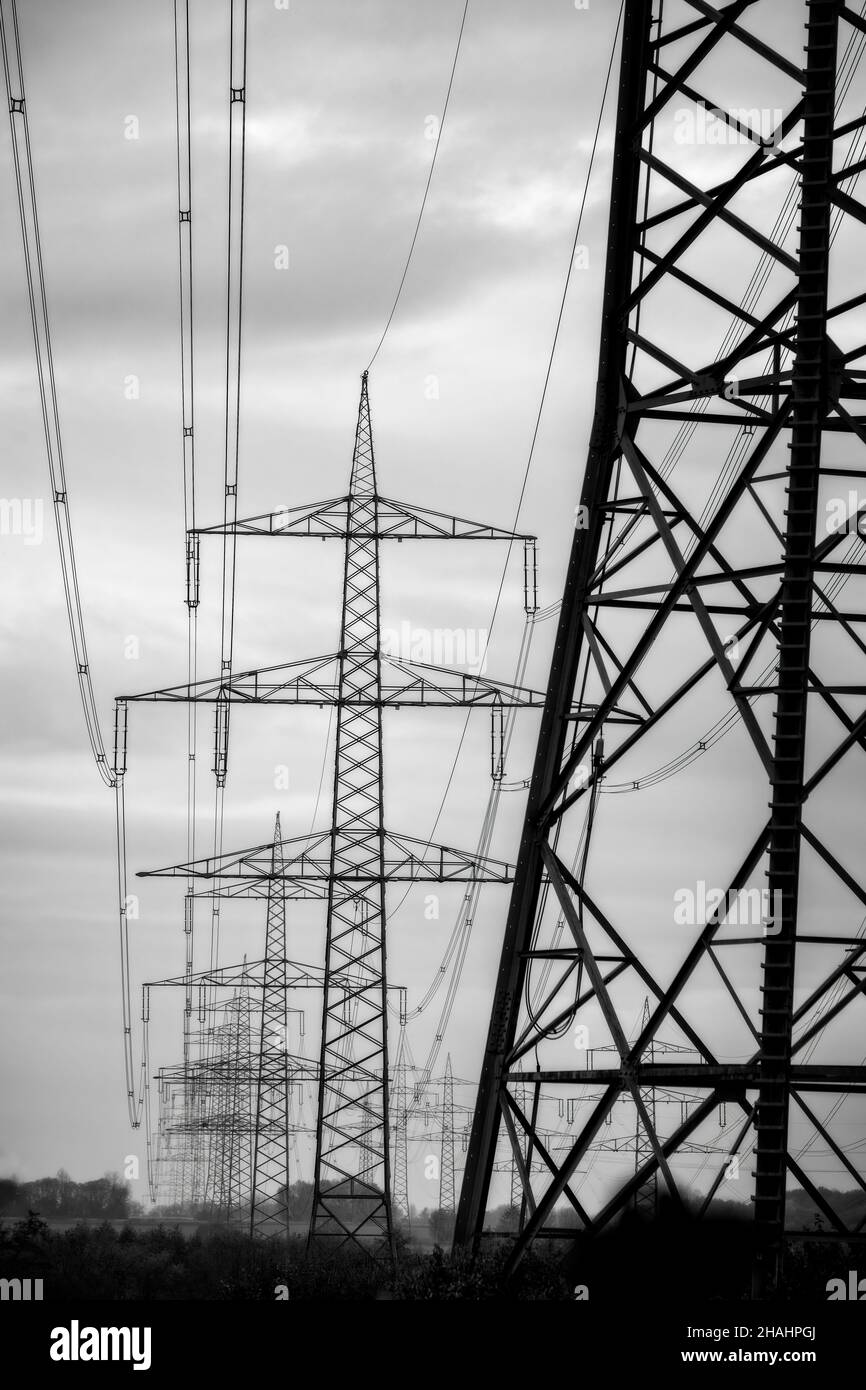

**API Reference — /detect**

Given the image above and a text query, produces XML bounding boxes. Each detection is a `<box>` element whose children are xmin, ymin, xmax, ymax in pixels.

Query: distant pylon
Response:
<box><xmin>391</xmin><ymin>1040</ymin><xmax>410</xmax><ymax>1223</ymax></box>
<box><xmin>225</xmin><ymin>968</ymin><xmax>254</xmax><ymax>1222</ymax></box>
<box><xmin>207</xmin><ymin>1021</ymin><xmax>229</xmax><ymax>1214</ymax></box>
<box><xmin>251</xmin><ymin>813</ymin><xmax>291</xmax><ymax>1238</ymax></box>
<box><xmin>440</xmin><ymin>1054</ymin><xmax>456</xmax><ymax>1213</ymax></box>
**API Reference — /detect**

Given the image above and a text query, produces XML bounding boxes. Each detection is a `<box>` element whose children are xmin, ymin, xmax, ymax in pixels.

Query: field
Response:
<box><xmin>0</xmin><ymin>1207</ymin><xmax>853</xmax><ymax>1302</ymax></box>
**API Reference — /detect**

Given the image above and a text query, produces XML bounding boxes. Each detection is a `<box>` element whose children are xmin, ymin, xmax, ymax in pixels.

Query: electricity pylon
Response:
<box><xmin>391</xmin><ymin>1040</ymin><xmax>410</xmax><ymax>1222</ymax></box>
<box><xmin>250</xmin><ymin>813</ymin><xmax>291</xmax><ymax>1238</ymax></box>
<box><xmin>456</xmin><ymin>0</ymin><xmax>866</xmax><ymax>1297</ymax></box>
<box><xmin>120</xmin><ymin>372</ymin><xmax>547</xmax><ymax>1261</ymax></box>
<box><xmin>440</xmin><ymin>1054</ymin><xmax>456</xmax><ymax>1213</ymax></box>
<box><xmin>142</xmin><ymin>915</ymin><xmax>324</xmax><ymax>1217</ymax></box>
<box><xmin>222</xmin><ymin>969</ymin><xmax>254</xmax><ymax>1222</ymax></box>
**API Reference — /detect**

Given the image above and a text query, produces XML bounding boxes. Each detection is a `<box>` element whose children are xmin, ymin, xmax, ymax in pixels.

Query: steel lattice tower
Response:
<box><xmin>207</xmin><ymin>1018</ymin><xmax>233</xmax><ymax>1215</ymax></box>
<box><xmin>144</xmin><ymin>944</ymin><xmax>323</xmax><ymax>1214</ymax></box>
<box><xmin>440</xmin><ymin>1054</ymin><xmax>456</xmax><ymax>1213</ymax></box>
<box><xmin>225</xmin><ymin>972</ymin><xmax>254</xmax><ymax>1222</ymax></box>
<box><xmin>122</xmin><ymin>370</ymin><xmax>546</xmax><ymax>1260</ymax></box>
<box><xmin>250</xmin><ymin>813</ymin><xmax>291</xmax><ymax>1237</ymax></box>
<box><xmin>310</xmin><ymin>375</ymin><xmax>393</xmax><ymax>1250</ymax></box>
<box><xmin>391</xmin><ymin>1044</ymin><xmax>410</xmax><ymax>1223</ymax></box>
<box><xmin>456</xmin><ymin>0</ymin><xmax>866</xmax><ymax>1297</ymax></box>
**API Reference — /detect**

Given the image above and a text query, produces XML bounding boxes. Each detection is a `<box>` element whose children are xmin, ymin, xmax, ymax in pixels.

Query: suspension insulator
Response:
<box><xmin>213</xmin><ymin>692</ymin><xmax>230</xmax><ymax>785</ymax></box>
<box><xmin>523</xmin><ymin>537</ymin><xmax>538</xmax><ymax>615</ymax></box>
<box><xmin>113</xmin><ymin>699</ymin><xmax>128</xmax><ymax>779</ymax></box>
<box><xmin>490</xmin><ymin>702</ymin><xmax>505</xmax><ymax>781</ymax></box>
<box><xmin>185</xmin><ymin>532</ymin><xmax>200</xmax><ymax>609</ymax></box>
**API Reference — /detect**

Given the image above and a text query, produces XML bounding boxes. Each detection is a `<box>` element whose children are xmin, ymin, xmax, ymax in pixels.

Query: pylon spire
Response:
<box><xmin>349</xmin><ymin>372</ymin><xmax>377</xmax><ymax>499</ymax></box>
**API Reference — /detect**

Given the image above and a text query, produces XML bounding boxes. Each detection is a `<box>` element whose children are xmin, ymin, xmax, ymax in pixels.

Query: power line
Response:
<box><xmin>366</xmin><ymin>0</ymin><xmax>470</xmax><ymax>370</ymax></box>
<box><xmin>0</xmin><ymin>0</ymin><xmax>114</xmax><ymax>788</ymax></box>
<box><xmin>394</xmin><ymin>0</ymin><xmax>627</xmax><ymax>1087</ymax></box>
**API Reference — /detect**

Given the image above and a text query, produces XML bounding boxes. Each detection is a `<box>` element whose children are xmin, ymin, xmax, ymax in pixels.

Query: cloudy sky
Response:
<box><xmin>0</xmin><ymin>0</ymin><xmax>617</xmax><ymax>1203</ymax></box>
<box><xmin>2</xmin><ymin>0</ymin><xmax>864</xmax><ymax>1221</ymax></box>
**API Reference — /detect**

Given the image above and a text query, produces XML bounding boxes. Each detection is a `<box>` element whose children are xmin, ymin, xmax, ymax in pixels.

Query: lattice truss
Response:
<box><xmin>457</xmin><ymin>0</ymin><xmax>866</xmax><ymax>1291</ymax></box>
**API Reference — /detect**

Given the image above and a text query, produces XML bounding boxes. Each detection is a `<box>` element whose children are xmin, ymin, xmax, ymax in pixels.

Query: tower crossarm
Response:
<box><xmin>505</xmin><ymin>1064</ymin><xmax>866</xmax><ymax>1091</ymax></box>
<box><xmin>143</xmin><ymin>958</ymin><xmax>325</xmax><ymax>990</ymax></box>
<box><xmin>118</xmin><ymin>652</ymin><xmax>553</xmax><ymax>711</ymax></box>
<box><xmin>138</xmin><ymin>828</ymin><xmax>514</xmax><ymax>885</ymax></box>
<box><xmin>191</xmin><ymin>494</ymin><xmax>534</xmax><ymax>543</ymax></box>
<box><xmin>186</xmin><ymin>881</ymin><xmax>328</xmax><ymax>903</ymax></box>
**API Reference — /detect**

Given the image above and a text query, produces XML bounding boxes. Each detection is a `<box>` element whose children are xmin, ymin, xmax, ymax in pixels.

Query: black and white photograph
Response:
<box><xmin>1</xmin><ymin>0</ymin><xmax>865</xmax><ymax>1364</ymax></box>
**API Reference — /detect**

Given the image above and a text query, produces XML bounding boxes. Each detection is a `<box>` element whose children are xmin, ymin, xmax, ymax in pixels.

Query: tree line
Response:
<box><xmin>0</xmin><ymin>1170</ymin><xmax>139</xmax><ymax>1220</ymax></box>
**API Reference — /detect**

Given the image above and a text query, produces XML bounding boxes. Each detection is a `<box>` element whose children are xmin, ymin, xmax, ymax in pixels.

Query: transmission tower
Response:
<box><xmin>250</xmin><ymin>813</ymin><xmax>291</xmax><ymax>1238</ymax></box>
<box><xmin>456</xmin><ymin>0</ymin><xmax>866</xmax><ymax>1298</ymax></box>
<box><xmin>440</xmin><ymin>1054</ymin><xmax>456</xmax><ymax>1213</ymax></box>
<box><xmin>120</xmin><ymin>371</ymin><xmax>544</xmax><ymax>1261</ymax></box>
<box><xmin>206</xmin><ymin>1018</ymin><xmax>234</xmax><ymax>1215</ymax></box>
<box><xmin>144</xmin><ymin>933</ymin><xmax>325</xmax><ymax>1215</ymax></box>
<box><xmin>391</xmin><ymin>1040</ymin><xmax>410</xmax><ymax>1223</ymax></box>
<box><xmin>223</xmin><ymin>970</ymin><xmax>254</xmax><ymax>1222</ymax></box>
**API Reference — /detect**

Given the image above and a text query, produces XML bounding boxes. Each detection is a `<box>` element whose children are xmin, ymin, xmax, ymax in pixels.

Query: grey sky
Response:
<box><xmin>1</xmin><ymin>0</ymin><xmax>616</xmax><ymax>1202</ymax></box>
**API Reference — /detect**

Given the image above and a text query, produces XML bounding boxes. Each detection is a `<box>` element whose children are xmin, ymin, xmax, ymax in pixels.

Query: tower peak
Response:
<box><xmin>349</xmin><ymin>369</ymin><xmax>377</xmax><ymax>498</ymax></box>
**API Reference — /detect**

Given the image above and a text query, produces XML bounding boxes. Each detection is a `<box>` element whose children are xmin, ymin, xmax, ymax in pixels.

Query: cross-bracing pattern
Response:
<box><xmin>456</xmin><ymin>0</ymin><xmax>866</xmax><ymax>1295</ymax></box>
